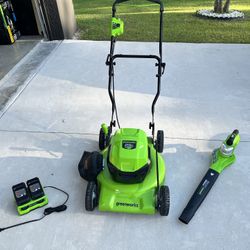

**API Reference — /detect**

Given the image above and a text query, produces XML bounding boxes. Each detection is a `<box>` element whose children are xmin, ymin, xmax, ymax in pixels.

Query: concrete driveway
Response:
<box><xmin>0</xmin><ymin>40</ymin><xmax>249</xmax><ymax>250</ymax></box>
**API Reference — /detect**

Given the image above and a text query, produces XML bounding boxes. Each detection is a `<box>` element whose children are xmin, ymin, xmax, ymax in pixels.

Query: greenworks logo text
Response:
<box><xmin>116</xmin><ymin>202</ymin><xmax>139</xmax><ymax>208</ymax></box>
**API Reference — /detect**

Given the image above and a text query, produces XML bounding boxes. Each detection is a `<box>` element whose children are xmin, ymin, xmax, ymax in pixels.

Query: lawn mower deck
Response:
<box><xmin>97</xmin><ymin>128</ymin><xmax>166</xmax><ymax>215</ymax></box>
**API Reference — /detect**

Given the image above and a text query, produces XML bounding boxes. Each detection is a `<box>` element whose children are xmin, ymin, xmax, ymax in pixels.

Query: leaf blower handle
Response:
<box><xmin>179</xmin><ymin>169</ymin><xmax>219</xmax><ymax>224</ymax></box>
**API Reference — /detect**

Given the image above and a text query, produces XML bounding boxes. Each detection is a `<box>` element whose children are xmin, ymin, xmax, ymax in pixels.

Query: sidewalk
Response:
<box><xmin>0</xmin><ymin>40</ymin><xmax>249</xmax><ymax>250</ymax></box>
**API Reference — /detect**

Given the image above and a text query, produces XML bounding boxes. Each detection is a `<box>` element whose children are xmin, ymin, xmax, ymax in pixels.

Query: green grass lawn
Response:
<box><xmin>73</xmin><ymin>0</ymin><xmax>250</xmax><ymax>43</ymax></box>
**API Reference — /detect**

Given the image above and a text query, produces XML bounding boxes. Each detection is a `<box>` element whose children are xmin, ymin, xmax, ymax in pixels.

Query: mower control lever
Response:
<box><xmin>113</xmin><ymin>0</ymin><xmax>164</xmax><ymax>11</ymax></box>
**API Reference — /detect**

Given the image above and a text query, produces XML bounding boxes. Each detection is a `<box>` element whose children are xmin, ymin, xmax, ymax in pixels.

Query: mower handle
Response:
<box><xmin>109</xmin><ymin>0</ymin><xmax>164</xmax><ymax>136</ymax></box>
<box><xmin>113</xmin><ymin>0</ymin><xmax>164</xmax><ymax>12</ymax></box>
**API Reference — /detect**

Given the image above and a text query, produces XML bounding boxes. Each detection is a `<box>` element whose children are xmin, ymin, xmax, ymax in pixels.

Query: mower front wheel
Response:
<box><xmin>85</xmin><ymin>181</ymin><xmax>98</xmax><ymax>211</ymax></box>
<box><xmin>158</xmin><ymin>185</ymin><xmax>170</xmax><ymax>216</ymax></box>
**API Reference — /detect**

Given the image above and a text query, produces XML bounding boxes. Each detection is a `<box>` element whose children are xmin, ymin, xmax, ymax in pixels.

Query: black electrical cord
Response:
<box><xmin>0</xmin><ymin>214</ymin><xmax>46</xmax><ymax>232</ymax></box>
<box><xmin>155</xmin><ymin>145</ymin><xmax>160</xmax><ymax>194</ymax></box>
<box><xmin>112</xmin><ymin>74</ymin><xmax>120</xmax><ymax>129</ymax></box>
<box><xmin>0</xmin><ymin>185</ymin><xmax>69</xmax><ymax>233</ymax></box>
<box><xmin>43</xmin><ymin>186</ymin><xmax>69</xmax><ymax>206</ymax></box>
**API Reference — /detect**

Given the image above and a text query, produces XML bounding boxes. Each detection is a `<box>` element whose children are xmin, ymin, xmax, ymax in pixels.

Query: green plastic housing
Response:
<box><xmin>111</xmin><ymin>17</ymin><xmax>124</xmax><ymax>37</ymax></box>
<box><xmin>109</xmin><ymin>128</ymin><xmax>148</xmax><ymax>172</ymax></box>
<box><xmin>210</xmin><ymin>149</ymin><xmax>236</xmax><ymax>174</ymax></box>
<box><xmin>210</xmin><ymin>133</ymin><xmax>240</xmax><ymax>174</ymax></box>
<box><xmin>17</xmin><ymin>196</ymin><xmax>48</xmax><ymax>215</ymax></box>
<box><xmin>97</xmin><ymin>128</ymin><xmax>166</xmax><ymax>215</ymax></box>
<box><xmin>101</xmin><ymin>123</ymin><xmax>109</xmax><ymax>136</ymax></box>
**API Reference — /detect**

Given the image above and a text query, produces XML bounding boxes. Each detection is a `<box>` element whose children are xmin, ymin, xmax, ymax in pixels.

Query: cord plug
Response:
<box><xmin>44</xmin><ymin>205</ymin><xmax>67</xmax><ymax>215</ymax></box>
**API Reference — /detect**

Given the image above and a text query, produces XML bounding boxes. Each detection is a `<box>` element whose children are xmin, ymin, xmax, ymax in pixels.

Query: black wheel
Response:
<box><xmin>85</xmin><ymin>181</ymin><xmax>98</xmax><ymax>211</ymax></box>
<box><xmin>158</xmin><ymin>185</ymin><xmax>170</xmax><ymax>216</ymax></box>
<box><xmin>98</xmin><ymin>127</ymin><xmax>111</xmax><ymax>150</ymax></box>
<box><xmin>99</xmin><ymin>128</ymin><xmax>106</xmax><ymax>150</ymax></box>
<box><xmin>156</xmin><ymin>130</ymin><xmax>164</xmax><ymax>153</ymax></box>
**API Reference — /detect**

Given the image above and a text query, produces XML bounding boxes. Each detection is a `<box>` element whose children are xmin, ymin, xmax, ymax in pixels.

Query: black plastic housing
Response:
<box><xmin>108</xmin><ymin>161</ymin><xmax>150</xmax><ymax>184</ymax></box>
<box><xmin>12</xmin><ymin>182</ymin><xmax>31</xmax><ymax>206</ymax></box>
<box><xmin>179</xmin><ymin>169</ymin><xmax>219</xmax><ymax>224</ymax></box>
<box><xmin>27</xmin><ymin>177</ymin><xmax>45</xmax><ymax>200</ymax></box>
<box><xmin>78</xmin><ymin>151</ymin><xmax>103</xmax><ymax>181</ymax></box>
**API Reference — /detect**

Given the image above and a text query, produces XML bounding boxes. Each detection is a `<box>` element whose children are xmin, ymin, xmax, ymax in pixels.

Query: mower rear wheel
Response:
<box><xmin>156</xmin><ymin>130</ymin><xmax>164</xmax><ymax>153</ymax></box>
<box><xmin>158</xmin><ymin>185</ymin><xmax>170</xmax><ymax>216</ymax></box>
<box><xmin>85</xmin><ymin>181</ymin><xmax>98</xmax><ymax>211</ymax></box>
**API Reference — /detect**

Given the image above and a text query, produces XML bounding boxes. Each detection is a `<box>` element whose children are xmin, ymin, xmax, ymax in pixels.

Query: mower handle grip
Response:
<box><xmin>113</xmin><ymin>0</ymin><xmax>164</xmax><ymax>11</ymax></box>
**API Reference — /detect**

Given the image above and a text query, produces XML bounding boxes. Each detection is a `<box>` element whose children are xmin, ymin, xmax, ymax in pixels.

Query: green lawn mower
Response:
<box><xmin>78</xmin><ymin>0</ymin><xmax>169</xmax><ymax>216</ymax></box>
